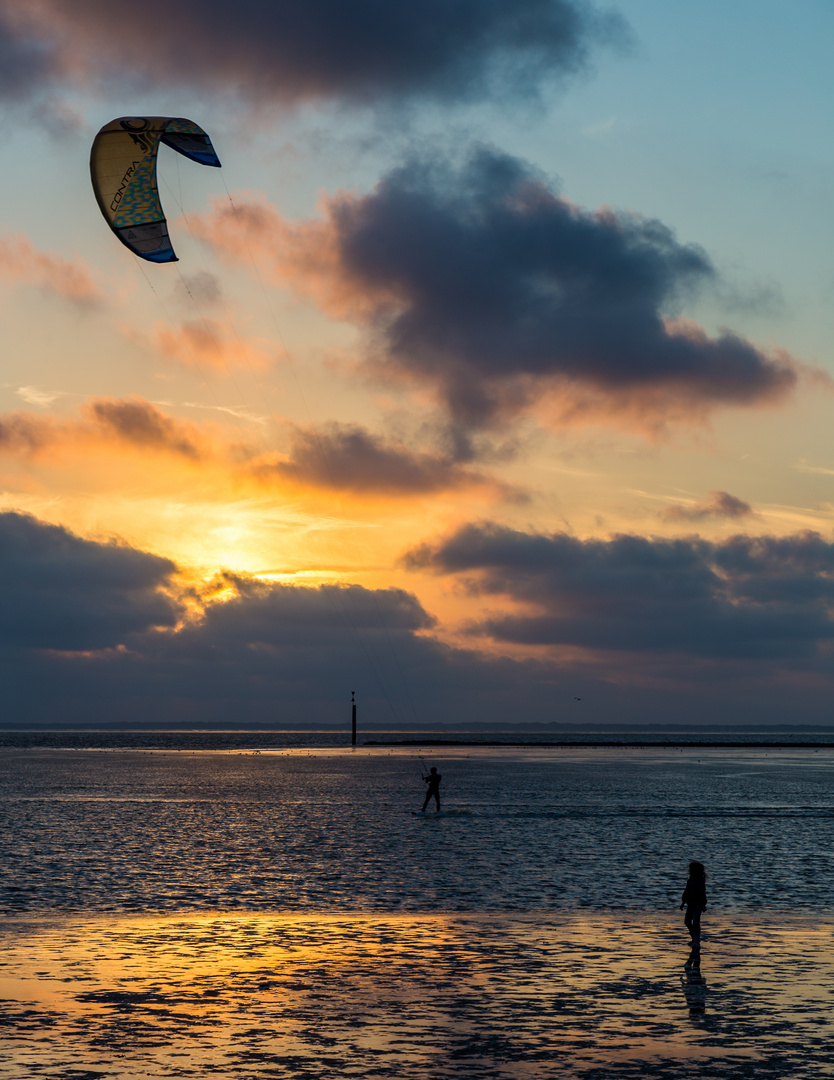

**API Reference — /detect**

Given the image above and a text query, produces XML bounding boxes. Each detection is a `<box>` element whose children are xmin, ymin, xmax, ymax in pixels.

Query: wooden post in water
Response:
<box><xmin>351</xmin><ymin>690</ymin><xmax>356</xmax><ymax>747</ymax></box>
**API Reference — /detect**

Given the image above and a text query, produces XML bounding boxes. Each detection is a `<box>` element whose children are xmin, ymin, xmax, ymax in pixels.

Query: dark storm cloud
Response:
<box><xmin>0</xmin><ymin>511</ymin><xmax>181</xmax><ymax>650</ymax></box>
<box><xmin>4</xmin><ymin>512</ymin><xmax>834</xmax><ymax>728</ymax></box>
<box><xmin>0</xmin><ymin>512</ymin><xmax>567</xmax><ymax>728</ymax></box>
<box><xmin>0</xmin><ymin>0</ymin><xmax>623</xmax><ymax>106</ymax></box>
<box><xmin>188</xmin><ymin>573</ymin><xmax>436</xmax><ymax>651</ymax></box>
<box><xmin>713</xmin><ymin>533</ymin><xmax>834</xmax><ymax>605</ymax></box>
<box><xmin>265</xmin><ymin>423</ymin><xmax>492</xmax><ymax>496</ymax></box>
<box><xmin>0</xmin><ymin>512</ymin><xmax>504</xmax><ymax>725</ymax></box>
<box><xmin>0</xmin><ymin>575</ymin><xmax>572</xmax><ymax>728</ymax></box>
<box><xmin>325</xmin><ymin>148</ymin><xmax>796</xmax><ymax>434</ymax></box>
<box><xmin>406</xmin><ymin>523</ymin><xmax>834</xmax><ymax>660</ymax></box>
<box><xmin>0</xmin><ymin>16</ymin><xmax>54</xmax><ymax>100</ymax></box>
<box><xmin>662</xmin><ymin>490</ymin><xmax>754</xmax><ymax>522</ymax></box>
<box><xmin>87</xmin><ymin>398</ymin><xmax>203</xmax><ymax>460</ymax></box>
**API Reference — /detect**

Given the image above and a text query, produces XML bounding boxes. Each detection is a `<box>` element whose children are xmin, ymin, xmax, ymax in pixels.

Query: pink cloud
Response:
<box><xmin>151</xmin><ymin>317</ymin><xmax>280</xmax><ymax>373</ymax></box>
<box><xmin>662</xmin><ymin>490</ymin><xmax>755</xmax><ymax>523</ymax></box>
<box><xmin>0</xmin><ymin>231</ymin><xmax>103</xmax><ymax>308</ymax></box>
<box><xmin>0</xmin><ymin>398</ymin><xmax>210</xmax><ymax>462</ymax></box>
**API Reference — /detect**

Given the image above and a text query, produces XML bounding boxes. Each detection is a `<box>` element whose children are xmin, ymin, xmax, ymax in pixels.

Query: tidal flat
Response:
<box><xmin>1</xmin><ymin>742</ymin><xmax>833</xmax><ymax>1076</ymax></box>
<box><xmin>1</xmin><ymin>911</ymin><xmax>833</xmax><ymax>1079</ymax></box>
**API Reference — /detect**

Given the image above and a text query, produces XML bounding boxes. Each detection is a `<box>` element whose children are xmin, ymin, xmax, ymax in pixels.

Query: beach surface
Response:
<box><xmin>3</xmin><ymin>742</ymin><xmax>834</xmax><ymax>1076</ymax></box>
<box><xmin>1</xmin><ymin>909</ymin><xmax>833</xmax><ymax>1079</ymax></box>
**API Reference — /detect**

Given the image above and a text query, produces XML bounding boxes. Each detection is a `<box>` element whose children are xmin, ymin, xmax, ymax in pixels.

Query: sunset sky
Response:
<box><xmin>1</xmin><ymin>0</ymin><xmax>834</xmax><ymax>727</ymax></box>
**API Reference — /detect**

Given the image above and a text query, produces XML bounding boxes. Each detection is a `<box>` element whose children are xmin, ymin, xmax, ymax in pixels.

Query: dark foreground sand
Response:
<box><xmin>1</xmin><ymin>910</ymin><xmax>832</xmax><ymax>1079</ymax></box>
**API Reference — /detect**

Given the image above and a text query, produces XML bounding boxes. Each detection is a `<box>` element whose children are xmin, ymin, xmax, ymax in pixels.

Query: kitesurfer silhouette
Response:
<box><xmin>421</xmin><ymin>767</ymin><xmax>441</xmax><ymax>812</ymax></box>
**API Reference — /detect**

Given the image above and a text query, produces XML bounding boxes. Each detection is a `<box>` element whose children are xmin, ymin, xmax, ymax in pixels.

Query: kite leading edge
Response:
<box><xmin>90</xmin><ymin>117</ymin><xmax>221</xmax><ymax>263</ymax></box>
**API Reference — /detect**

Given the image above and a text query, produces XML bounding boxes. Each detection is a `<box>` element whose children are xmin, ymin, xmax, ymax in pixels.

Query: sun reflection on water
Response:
<box><xmin>1</xmin><ymin>911</ymin><xmax>833</xmax><ymax>1079</ymax></box>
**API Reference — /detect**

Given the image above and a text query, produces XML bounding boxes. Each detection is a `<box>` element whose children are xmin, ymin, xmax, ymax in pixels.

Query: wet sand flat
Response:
<box><xmin>1</xmin><ymin>910</ymin><xmax>832</xmax><ymax>1079</ymax></box>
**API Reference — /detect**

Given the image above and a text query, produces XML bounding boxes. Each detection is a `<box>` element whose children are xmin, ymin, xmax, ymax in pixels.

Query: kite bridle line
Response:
<box><xmin>132</xmin><ymin>258</ymin><xmax>253</xmax><ymax>451</ymax></box>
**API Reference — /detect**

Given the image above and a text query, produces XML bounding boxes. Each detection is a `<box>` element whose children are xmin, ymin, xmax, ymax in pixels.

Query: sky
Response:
<box><xmin>1</xmin><ymin>0</ymin><xmax>834</xmax><ymax>728</ymax></box>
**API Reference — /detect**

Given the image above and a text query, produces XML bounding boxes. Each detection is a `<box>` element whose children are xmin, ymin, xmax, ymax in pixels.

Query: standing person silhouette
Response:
<box><xmin>680</xmin><ymin>860</ymin><xmax>707</xmax><ymax>947</ymax></box>
<box><xmin>421</xmin><ymin>767</ymin><xmax>441</xmax><ymax>813</ymax></box>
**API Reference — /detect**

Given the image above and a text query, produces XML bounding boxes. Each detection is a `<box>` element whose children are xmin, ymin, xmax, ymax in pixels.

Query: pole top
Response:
<box><xmin>351</xmin><ymin>690</ymin><xmax>355</xmax><ymax>702</ymax></box>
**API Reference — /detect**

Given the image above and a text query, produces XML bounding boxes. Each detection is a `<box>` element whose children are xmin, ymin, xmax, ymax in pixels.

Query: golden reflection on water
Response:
<box><xmin>1</xmin><ymin>911</ymin><xmax>833</xmax><ymax>1079</ymax></box>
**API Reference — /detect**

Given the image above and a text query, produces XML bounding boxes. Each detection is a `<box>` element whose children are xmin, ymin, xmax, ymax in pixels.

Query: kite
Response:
<box><xmin>90</xmin><ymin>117</ymin><xmax>221</xmax><ymax>263</ymax></box>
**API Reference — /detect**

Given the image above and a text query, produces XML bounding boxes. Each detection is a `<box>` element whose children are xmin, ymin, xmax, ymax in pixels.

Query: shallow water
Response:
<box><xmin>2</xmin><ymin>746</ymin><xmax>834</xmax><ymax>914</ymax></box>
<box><xmin>3</xmin><ymin>746</ymin><xmax>834</xmax><ymax>1078</ymax></box>
<box><xmin>1</xmin><ymin>911</ymin><xmax>832</xmax><ymax>1079</ymax></box>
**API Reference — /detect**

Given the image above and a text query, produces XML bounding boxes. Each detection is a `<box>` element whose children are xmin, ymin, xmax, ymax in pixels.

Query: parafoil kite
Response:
<box><xmin>90</xmin><ymin>117</ymin><xmax>221</xmax><ymax>263</ymax></box>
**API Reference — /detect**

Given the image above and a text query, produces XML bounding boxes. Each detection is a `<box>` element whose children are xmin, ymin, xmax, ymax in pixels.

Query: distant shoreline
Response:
<box><xmin>365</xmin><ymin>739</ymin><xmax>834</xmax><ymax>748</ymax></box>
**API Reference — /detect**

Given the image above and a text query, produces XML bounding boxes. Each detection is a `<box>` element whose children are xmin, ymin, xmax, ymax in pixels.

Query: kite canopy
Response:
<box><xmin>90</xmin><ymin>117</ymin><xmax>221</xmax><ymax>263</ymax></box>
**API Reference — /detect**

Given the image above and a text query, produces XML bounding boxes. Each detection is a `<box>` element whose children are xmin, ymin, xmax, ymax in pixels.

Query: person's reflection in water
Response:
<box><xmin>681</xmin><ymin>949</ymin><xmax>708</xmax><ymax>1014</ymax></box>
